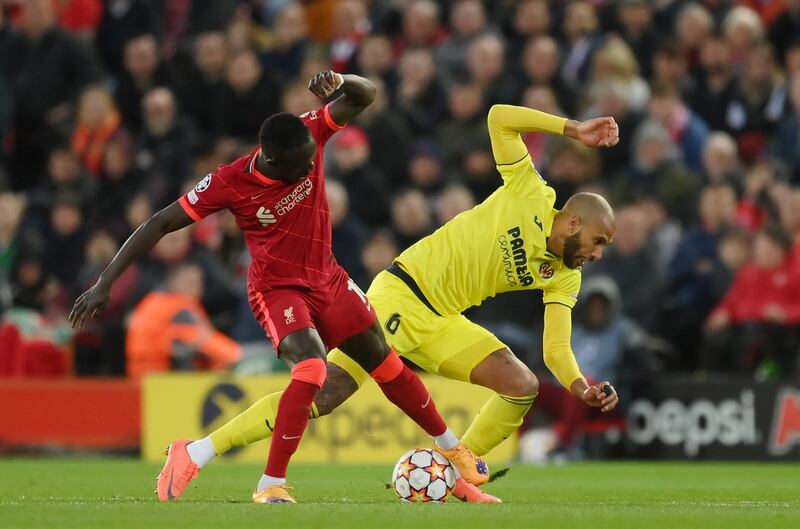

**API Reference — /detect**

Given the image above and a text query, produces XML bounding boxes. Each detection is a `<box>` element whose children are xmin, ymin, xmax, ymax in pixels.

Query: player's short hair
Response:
<box><xmin>258</xmin><ymin>113</ymin><xmax>311</xmax><ymax>158</ymax></box>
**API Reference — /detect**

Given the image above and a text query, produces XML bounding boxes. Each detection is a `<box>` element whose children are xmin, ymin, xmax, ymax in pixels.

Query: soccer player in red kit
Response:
<box><xmin>69</xmin><ymin>71</ymin><xmax>486</xmax><ymax>504</ymax></box>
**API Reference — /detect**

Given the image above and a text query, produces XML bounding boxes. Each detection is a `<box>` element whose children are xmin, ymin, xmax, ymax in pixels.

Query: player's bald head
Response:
<box><xmin>563</xmin><ymin>192</ymin><xmax>615</xmax><ymax>229</ymax></box>
<box><xmin>554</xmin><ymin>192</ymin><xmax>616</xmax><ymax>268</ymax></box>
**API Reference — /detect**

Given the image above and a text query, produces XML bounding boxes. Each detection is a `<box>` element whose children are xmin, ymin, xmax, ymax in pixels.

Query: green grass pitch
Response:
<box><xmin>1</xmin><ymin>459</ymin><xmax>798</xmax><ymax>529</ymax></box>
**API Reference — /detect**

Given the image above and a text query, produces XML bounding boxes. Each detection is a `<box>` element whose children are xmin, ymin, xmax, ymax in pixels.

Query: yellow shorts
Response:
<box><xmin>328</xmin><ymin>270</ymin><xmax>506</xmax><ymax>386</ymax></box>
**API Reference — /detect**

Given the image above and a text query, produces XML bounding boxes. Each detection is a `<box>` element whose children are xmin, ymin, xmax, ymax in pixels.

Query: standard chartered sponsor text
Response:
<box><xmin>275</xmin><ymin>178</ymin><xmax>313</xmax><ymax>215</ymax></box>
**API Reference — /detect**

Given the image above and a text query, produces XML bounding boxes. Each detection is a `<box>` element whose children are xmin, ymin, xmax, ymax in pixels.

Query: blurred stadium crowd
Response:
<box><xmin>0</xmin><ymin>0</ymin><xmax>799</xmax><ymax>383</ymax></box>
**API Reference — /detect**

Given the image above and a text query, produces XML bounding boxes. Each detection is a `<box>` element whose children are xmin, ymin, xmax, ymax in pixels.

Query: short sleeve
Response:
<box><xmin>499</xmin><ymin>154</ymin><xmax>552</xmax><ymax>200</ymax></box>
<box><xmin>300</xmin><ymin>103</ymin><xmax>346</xmax><ymax>147</ymax></box>
<box><xmin>178</xmin><ymin>171</ymin><xmax>231</xmax><ymax>222</ymax></box>
<box><xmin>542</xmin><ymin>268</ymin><xmax>582</xmax><ymax>309</ymax></box>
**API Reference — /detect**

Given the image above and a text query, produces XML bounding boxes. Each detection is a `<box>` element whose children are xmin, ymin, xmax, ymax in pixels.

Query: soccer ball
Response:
<box><xmin>391</xmin><ymin>448</ymin><xmax>457</xmax><ymax>502</ymax></box>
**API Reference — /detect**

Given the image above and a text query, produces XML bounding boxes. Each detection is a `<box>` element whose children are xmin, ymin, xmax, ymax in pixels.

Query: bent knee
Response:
<box><xmin>500</xmin><ymin>368</ymin><xmax>539</xmax><ymax>398</ymax></box>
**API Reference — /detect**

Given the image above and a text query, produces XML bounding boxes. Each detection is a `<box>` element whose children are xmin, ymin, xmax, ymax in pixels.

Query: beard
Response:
<box><xmin>562</xmin><ymin>232</ymin><xmax>583</xmax><ymax>269</ymax></box>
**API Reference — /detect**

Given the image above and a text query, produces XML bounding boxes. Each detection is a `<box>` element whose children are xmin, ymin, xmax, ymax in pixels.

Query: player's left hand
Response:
<box><xmin>574</xmin><ymin>117</ymin><xmax>619</xmax><ymax>148</ymax></box>
<box><xmin>580</xmin><ymin>381</ymin><xmax>619</xmax><ymax>412</ymax></box>
<box><xmin>308</xmin><ymin>70</ymin><xmax>344</xmax><ymax>99</ymax></box>
<box><xmin>69</xmin><ymin>281</ymin><xmax>111</xmax><ymax>330</ymax></box>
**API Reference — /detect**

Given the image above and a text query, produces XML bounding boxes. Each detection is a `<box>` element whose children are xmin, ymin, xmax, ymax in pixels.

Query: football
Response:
<box><xmin>391</xmin><ymin>448</ymin><xmax>457</xmax><ymax>503</ymax></box>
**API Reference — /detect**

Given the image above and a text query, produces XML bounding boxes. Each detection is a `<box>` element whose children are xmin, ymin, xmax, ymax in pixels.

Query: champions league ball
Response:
<box><xmin>391</xmin><ymin>448</ymin><xmax>457</xmax><ymax>503</ymax></box>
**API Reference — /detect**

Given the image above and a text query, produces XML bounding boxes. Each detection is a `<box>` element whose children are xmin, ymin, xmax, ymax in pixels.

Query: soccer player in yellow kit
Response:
<box><xmin>183</xmin><ymin>104</ymin><xmax>621</xmax><ymax>502</ymax></box>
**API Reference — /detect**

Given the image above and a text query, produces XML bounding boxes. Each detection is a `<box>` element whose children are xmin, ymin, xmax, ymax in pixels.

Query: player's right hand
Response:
<box><xmin>69</xmin><ymin>282</ymin><xmax>111</xmax><ymax>330</ymax></box>
<box><xmin>308</xmin><ymin>70</ymin><xmax>344</xmax><ymax>99</ymax></box>
<box><xmin>580</xmin><ymin>381</ymin><xmax>619</xmax><ymax>413</ymax></box>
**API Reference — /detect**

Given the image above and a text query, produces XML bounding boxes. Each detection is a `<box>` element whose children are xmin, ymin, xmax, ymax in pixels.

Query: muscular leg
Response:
<box><xmin>469</xmin><ymin>348</ymin><xmax>539</xmax><ymax>396</ymax></box>
<box><xmin>260</xmin><ymin>328</ymin><xmax>327</xmax><ymax>486</ymax></box>
<box><xmin>337</xmin><ymin>319</ymin><xmax>494</xmax><ymax>486</ymax></box>
<box><xmin>314</xmin><ymin>363</ymin><xmax>360</xmax><ymax>416</ymax></box>
<box><xmin>337</xmin><ymin>319</ymin><xmax>452</xmax><ymax>442</ymax></box>
<box><xmin>204</xmin><ymin>320</ymin><xmax>445</xmax><ymax>459</ymax></box>
<box><xmin>208</xmin><ymin>362</ymin><xmax>359</xmax><ymax>457</ymax></box>
<box><xmin>460</xmin><ymin>348</ymin><xmax>539</xmax><ymax>456</ymax></box>
<box><xmin>337</xmin><ymin>319</ymin><xmax>390</xmax><ymax>370</ymax></box>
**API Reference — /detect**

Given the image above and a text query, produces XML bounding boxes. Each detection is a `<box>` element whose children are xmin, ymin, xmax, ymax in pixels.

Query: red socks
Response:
<box><xmin>264</xmin><ymin>358</ymin><xmax>326</xmax><ymax>478</ymax></box>
<box><xmin>370</xmin><ymin>351</ymin><xmax>447</xmax><ymax>437</ymax></box>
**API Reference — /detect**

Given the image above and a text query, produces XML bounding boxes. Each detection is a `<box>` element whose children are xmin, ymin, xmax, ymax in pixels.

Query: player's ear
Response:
<box><xmin>568</xmin><ymin>214</ymin><xmax>582</xmax><ymax>235</ymax></box>
<box><xmin>257</xmin><ymin>147</ymin><xmax>272</xmax><ymax>164</ymax></box>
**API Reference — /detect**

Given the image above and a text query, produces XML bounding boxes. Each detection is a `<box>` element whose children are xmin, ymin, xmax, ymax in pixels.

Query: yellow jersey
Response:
<box><xmin>395</xmin><ymin>153</ymin><xmax>581</xmax><ymax>316</ymax></box>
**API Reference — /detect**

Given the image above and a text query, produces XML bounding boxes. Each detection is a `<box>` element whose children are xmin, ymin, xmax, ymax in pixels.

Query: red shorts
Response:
<box><xmin>248</xmin><ymin>268</ymin><xmax>376</xmax><ymax>353</ymax></box>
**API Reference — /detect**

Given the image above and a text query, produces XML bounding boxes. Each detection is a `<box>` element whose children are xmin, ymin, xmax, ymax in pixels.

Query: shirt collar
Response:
<box><xmin>249</xmin><ymin>147</ymin><xmax>282</xmax><ymax>185</ymax></box>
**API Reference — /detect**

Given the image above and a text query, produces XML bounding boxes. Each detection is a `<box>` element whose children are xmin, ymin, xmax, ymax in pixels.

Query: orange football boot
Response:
<box><xmin>252</xmin><ymin>484</ymin><xmax>297</xmax><ymax>504</ymax></box>
<box><xmin>435</xmin><ymin>443</ymin><xmax>489</xmax><ymax>486</ymax></box>
<box><xmin>156</xmin><ymin>439</ymin><xmax>200</xmax><ymax>501</ymax></box>
<box><xmin>451</xmin><ymin>478</ymin><xmax>502</xmax><ymax>503</ymax></box>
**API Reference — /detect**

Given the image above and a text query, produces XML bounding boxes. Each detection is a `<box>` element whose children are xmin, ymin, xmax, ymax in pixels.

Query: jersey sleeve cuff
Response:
<box><xmin>178</xmin><ymin>195</ymin><xmax>203</xmax><ymax>222</ymax></box>
<box><xmin>323</xmin><ymin>103</ymin><xmax>346</xmax><ymax>131</ymax></box>
<box><xmin>496</xmin><ymin>152</ymin><xmax>530</xmax><ymax>167</ymax></box>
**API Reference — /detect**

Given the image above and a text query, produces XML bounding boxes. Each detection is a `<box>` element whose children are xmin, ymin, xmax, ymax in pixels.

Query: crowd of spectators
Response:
<box><xmin>1</xmin><ymin>0</ymin><xmax>800</xmax><ymax>381</ymax></box>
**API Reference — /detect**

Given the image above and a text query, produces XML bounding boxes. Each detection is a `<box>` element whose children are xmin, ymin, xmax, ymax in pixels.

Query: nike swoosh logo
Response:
<box><xmin>534</xmin><ymin>215</ymin><xmax>543</xmax><ymax>231</ymax></box>
<box><xmin>167</xmin><ymin>469</ymin><xmax>176</xmax><ymax>500</ymax></box>
<box><xmin>282</xmin><ymin>434</ymin><xmax>302</xmax><ymax>440</ymax></box>
<box><xmin>251</xmin><ymin>192</ymin><xmax>265</xmax><ymax>200</ymax></box>
<box><xmin>265</xmin><ymin>419</ymin><xmax>273</xmax><ymax>432</ymax></box>
<box><xmin>421</xmin><ymin>395</ymin><xmax>431</xmax><ymax>409</ymax></box>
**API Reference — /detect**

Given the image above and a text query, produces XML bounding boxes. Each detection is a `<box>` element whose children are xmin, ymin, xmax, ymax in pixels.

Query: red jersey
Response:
<box><xmin>178</xmin><ymin>104</ymin><xmax>345</xmax><ymax>291</ymax></box>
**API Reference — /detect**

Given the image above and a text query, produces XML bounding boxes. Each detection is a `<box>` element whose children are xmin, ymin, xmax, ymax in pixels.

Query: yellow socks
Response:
<box><xmin>461</xmin><ymin>393</ymin><xmax>536</xmax><ymax>456</ymax></box>
<box><xmin>209</xmin><ymin>391</ymin><xmax>319</xmax><ymax>455</ymax></box>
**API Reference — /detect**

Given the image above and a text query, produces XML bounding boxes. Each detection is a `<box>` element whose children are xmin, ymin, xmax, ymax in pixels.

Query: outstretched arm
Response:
<box><xmin>487</xmin><ymin>104</ymin><xmax>620</xmax><ymax>165</ymax></box>
<box><xmin>543</xmin><ymin>303</ymin><xmax>619</xmax><ymax>412</ymax></box>
<box><xmin>69</xmin><ymin>201</ymin><xmax>195</xmax><ymax>329</ymax></box>
<box><xmin>308</xmin><ymin>71</ymin><xmax>376</xmax><ymax>126</ymax></box>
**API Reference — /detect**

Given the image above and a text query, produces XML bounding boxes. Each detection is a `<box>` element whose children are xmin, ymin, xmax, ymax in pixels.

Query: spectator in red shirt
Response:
<box><xmin>701</xmin><ymin>223</ymin><xmax>800</xmax><ymax>376</ymax></box>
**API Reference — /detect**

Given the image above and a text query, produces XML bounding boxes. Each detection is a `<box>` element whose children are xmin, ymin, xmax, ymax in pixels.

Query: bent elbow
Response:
<box><xmin>487</xmin><ymin>104</ymin><xmax>514</xmax><ymax>127</ymax></box>
<box><xmin>487</xmin><ymin>104</ymin><xmax>501</xmax><ymax>128</ymax></box>
<box><xmin>363</xmin><ymin>80</ymin><xmax>377</xmax><ymax>104</ymax></box>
